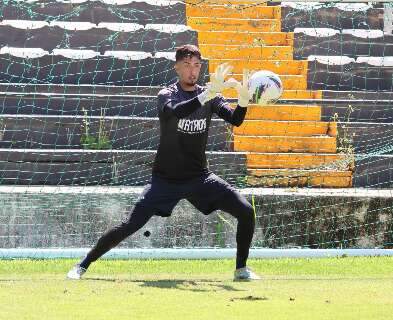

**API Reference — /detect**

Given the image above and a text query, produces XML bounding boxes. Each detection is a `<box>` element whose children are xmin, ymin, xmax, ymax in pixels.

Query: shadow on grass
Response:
<box><xmin>85</xmin><ymin>277</ymin><xmax>245</xmax><ymax>292</ymax></box>
<box><xmin>140</xmin><ymin>279</ymin><xmax>245</xmax><ymax>292</ymax></box>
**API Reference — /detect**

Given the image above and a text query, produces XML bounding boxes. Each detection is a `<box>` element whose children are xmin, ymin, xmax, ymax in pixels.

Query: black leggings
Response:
<box><xmin>79</xmin><ymin>192</ymin><xmax>255</xmax><ymax>270</ymax></box>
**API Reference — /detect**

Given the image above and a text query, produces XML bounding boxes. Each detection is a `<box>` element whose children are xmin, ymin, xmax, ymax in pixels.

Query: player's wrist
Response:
<box><xmin>197</xmin><ymin>90</ymin><xmax>210</xmax><ymax>105</ymax></box>
<box><xmin>238</xmin><ymin>97</ymin><xmax>249</xmax><ymax>108</ymax></box>
<box><xmin>197</xmin><ymin>90</ymin><xmax>207</xmax><ymax>104</ymax></box>
<box><xmin>237</xmin><ymin>89</ymin><xmax>251</xmax><ymax>107</ymax></box>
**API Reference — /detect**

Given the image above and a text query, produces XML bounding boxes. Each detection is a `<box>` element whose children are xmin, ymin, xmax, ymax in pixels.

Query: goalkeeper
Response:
<box><xmin>67</xmin><ymin>44</ymin><xmax>260</xmax><ymax>281</ymax></box>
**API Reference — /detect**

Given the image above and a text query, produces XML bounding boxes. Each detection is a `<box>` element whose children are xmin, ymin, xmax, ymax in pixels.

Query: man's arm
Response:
<box><xmin>157</xmin><ymin>91</ymin><xmax>202</xmax><ymax>119</ymax></box>
<box><xmin>157</xmin><ymin>63</ymin><xmax>238</xmax><ymax>119</ymax></box>
<box><xmin>211</xmin><ymin>95</ymin><xmax>247</xmax><ymax>127</ymax></box>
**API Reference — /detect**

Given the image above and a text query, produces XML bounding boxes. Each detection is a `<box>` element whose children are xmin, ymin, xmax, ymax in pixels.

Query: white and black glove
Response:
<box><xmin>198</xmin><ymin>63</ymin><xmax>236</xmax><ymax>105</ymax></box>
<box><xmin>233</xmin><ymin>69</ymin><xmax>254</xmax><ymax>108</ymax></box>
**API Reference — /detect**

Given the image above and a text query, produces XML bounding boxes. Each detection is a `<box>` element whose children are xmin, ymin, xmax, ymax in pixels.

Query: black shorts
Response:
<box><xmin>136</xmin><ymin>172</ymin><xmax>241</xmax><ymax>217</ymax></box>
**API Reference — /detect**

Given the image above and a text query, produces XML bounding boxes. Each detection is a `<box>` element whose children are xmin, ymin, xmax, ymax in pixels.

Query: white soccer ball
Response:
<box><xmin>248</xmin><ymin>70</ymin><xmax>283</xmax><ymax>105</ymax></box>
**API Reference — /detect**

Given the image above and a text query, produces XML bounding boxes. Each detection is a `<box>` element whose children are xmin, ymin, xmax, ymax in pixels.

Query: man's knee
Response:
<box><xmin>241</xmin><ymin>203</ymin><xmax>255</xmax><ymax>224</ymax></box>
<box><xmin>229</xmin><ymin>200</ymin><xmax>255</xmax><ymax>226</ymax></box>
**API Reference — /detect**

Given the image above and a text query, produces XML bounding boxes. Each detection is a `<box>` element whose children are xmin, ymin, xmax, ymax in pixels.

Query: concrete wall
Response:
<box><xmin>0</xmin><ymin>188</ymin><xmax>392</xmax><ymax>249</ymax></box>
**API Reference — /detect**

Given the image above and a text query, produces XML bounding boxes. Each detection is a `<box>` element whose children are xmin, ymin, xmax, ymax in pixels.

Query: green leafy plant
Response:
<box><xmin>80</xmin><ymin>108</ymin><xmax>112</xmax><ymax>150</ymax></box>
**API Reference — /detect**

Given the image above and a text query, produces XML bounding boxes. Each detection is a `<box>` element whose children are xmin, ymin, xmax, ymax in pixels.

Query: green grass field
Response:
<box><xmin>0</xmin><ymin>257</ymin><xmax>392</xmax><ymax>320</ymax></box>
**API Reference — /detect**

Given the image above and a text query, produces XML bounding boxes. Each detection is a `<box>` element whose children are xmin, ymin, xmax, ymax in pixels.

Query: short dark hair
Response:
<box><xmin>175</xmin><ymin>44</ymin><xmax>201</xmax><ymax>62</ymax></box>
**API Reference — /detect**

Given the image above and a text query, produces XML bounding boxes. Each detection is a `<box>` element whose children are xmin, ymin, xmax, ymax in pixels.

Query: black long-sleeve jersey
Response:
<box><xmin>152</xmin><ymin>81</ymin><xmax>247</xmax><ymax>182</ymax></box>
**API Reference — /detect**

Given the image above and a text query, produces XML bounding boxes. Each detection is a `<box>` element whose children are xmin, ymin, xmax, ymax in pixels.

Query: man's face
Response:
<box><xmin>174</xmin><ymin>55</ymin><xmax>202</xmax><ymax>87</ymax></box>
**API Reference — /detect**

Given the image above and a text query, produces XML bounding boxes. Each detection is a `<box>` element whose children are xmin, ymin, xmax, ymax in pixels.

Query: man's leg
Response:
<box><xmin>187</xmin><ymin>174</ymin><xmax>256</xmax><ymax>270</ymax></box>
<box><xmin>215</xmin><ymin>190</ymin><xmax>255</xmax><ymax>270</ymax></box>
<box><xmin>78</xmin><ymin>203</ymin><xmax>154</xmax><ymax>270</ymax></box>
<box><xmin>68</xmin><ymin>177</ymin><xmax>181</xmax><ymax>279</ymax></box>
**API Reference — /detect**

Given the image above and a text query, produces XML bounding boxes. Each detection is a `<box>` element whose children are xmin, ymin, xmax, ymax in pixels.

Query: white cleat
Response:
<box><xmin>234</xmin><ymin>267</ymin><xmax>261</xmax><ymax>281</ymax></box>
<box><xmin>66</xmin><ymin>265</ymin><xmax>86</xmax><ymax>280</ymax></box>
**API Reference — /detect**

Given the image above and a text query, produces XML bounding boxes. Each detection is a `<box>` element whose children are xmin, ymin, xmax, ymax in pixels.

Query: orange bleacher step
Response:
<box><xmin>200</xmin><ymin>44</ymin><xmax>292</xmax><ymax>60</ymax></box>
<box><xmin>243</xmin><ymin>104</ymin><xmax>321</xmax><ymax>121</ymax></box>
<box><xmin>227</xmin><ymin>73</ymin><xmax>306</xmax><ymax>90</ymax></box>
<box><xmin>234</xmin><ymin>135</ymin><xmax>337</xmax><ymax>153</ymax></box>
<box><xmin>186</xmin><ymin>4</ymin><xmax>280</xmax><ymax>19</ymax></box>
<box><xmin>209</xmin><ymin>59</ymin><xmax>305</xmax><ymax>75</ymax></box>
<box><xmin>199</xmin><ymin>31</ymin><xmax>293</xmax><ymax>46</ymax></box>
<box><xmin>234</xmin><ymin>121</ymin><xmax>337</xmax><ymax>137</ymax></box>
<box><xmin>246</xmin><ymin>153</ymin><xmax>352</xmax><ymax>170</ymax></box>
<box><xmin>187</xmin><ymin>0</ymin><xmax>268</xmax><ymax>4</ymax></box>
<box><xmin>223</xmin><ymin>88</ymin><xmax>322</xmax><ymax>100</ymax></box>
<box><xmin>246</xmin><ymin>169</ymin><xmax>353</xmax><ymax>188</ymax></box>
<box><xmin>187</xmin><ymin>17</ymin><xmax>281</xmax><ymax>32</ymax></box>
<box><xmin>280</xmin><ymin>90</ymin><xmax>322</xmax><ymax>100</ymax></box>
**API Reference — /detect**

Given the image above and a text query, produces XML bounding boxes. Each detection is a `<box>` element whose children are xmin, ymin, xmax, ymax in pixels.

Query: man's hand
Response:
<box><xmin>233</xmin><ymin>69</ymin><xmax>254</xmax><ymax>108</ymax></box>
<box><xmin>209</xmin><ymin>62</ymin><xmax>235</xmax><ymax>93</ymax></box>
<box><xmin>198</xmin><ymin>63</ymin><xmax>237</xmax><ymax>105</ymax></box>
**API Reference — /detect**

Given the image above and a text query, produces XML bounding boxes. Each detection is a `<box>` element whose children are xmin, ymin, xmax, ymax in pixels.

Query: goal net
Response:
<box><xmin>0</xmin><ymin>0</ymin><xmax>392</xmax><ymax>258</ymax></box>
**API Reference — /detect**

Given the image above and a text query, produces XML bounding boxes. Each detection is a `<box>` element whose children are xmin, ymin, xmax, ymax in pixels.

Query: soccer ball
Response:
<box><xmin>248</xmin><ymin>70</ymin><xmax>283</xmax><ymax>105</ymax></box>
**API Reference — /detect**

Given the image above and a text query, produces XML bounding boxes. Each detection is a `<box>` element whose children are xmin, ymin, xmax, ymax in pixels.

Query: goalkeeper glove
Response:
<box><xmin>198</xmin><ymin>63</ymin><xmax>235</xmax><ymax>105</ymax></box>
<box><xmin>234</xmin><ymin>69</ymin><xmax>254</xmax><ymax>108</ymax></box>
